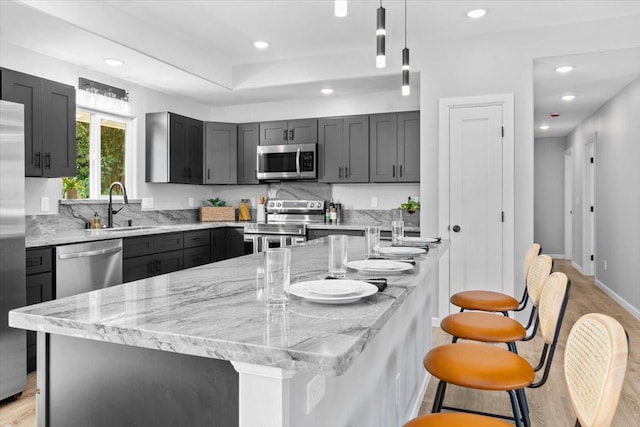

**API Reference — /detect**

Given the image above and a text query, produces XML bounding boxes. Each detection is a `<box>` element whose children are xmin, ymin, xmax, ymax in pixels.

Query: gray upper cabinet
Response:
<box><xmin>204</xmin><ymin>122</ymin><xmax>237</xmax><ymax>184</ymax></box>
<box><xmin>237</xmin><ymin>123</ymin><xmax>259</xmax><ymax>184</ymax></box>
<box><xmin>369</xmin><ymin>111</ymin><xmax>419</xmax><ymax>182</ymax></box>
<box><xmin>1</xmin><ymin>68</ymin><xmax>76</xmax><ymax>177</ymax></box>
<box><xmin>318</xmin><ymin>116</ymin><xmax>369</xmax><ymax>183</ymax></box>
<box><xmin>259</xmin><ymin>119</ymin><xmax>317</xmax><ymax>145</ymax></box>
<box><xmin>146</xmin><ymin>112</ymin><xmax>203</xmax><ymax>184</ymax></box>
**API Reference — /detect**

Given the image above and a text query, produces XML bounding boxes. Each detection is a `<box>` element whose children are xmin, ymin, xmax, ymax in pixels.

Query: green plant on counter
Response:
<box><xmin>207</xmin><ymin>197</ymin><xmax>227</xmax><ymax>207</ymax></box>
<box><xmin>62</xmin><ymin>177</ymin><xmax>84</xmax><ymax>199</ymax></box>
<box><xmin>399</xmin><ymin>200</ymin><xmax>420</xmax><ymax>214</ymax></box>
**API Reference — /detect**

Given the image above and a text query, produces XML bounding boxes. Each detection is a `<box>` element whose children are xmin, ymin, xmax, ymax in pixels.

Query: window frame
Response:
<box><xmin>76</xmin><ymin>108</ymin><xmax>136</xmax><ymax>200</ymax></box>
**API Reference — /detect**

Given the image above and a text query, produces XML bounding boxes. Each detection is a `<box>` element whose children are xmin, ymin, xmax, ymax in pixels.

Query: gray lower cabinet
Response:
<box><xmin>237</xmin><ymin>123</ymin><xmax>259</xmax><ymax>184</ymax></box>
<box><xmin>183</xmin><ymin>230</ymin><xmax>212</xmax><ymax>269</ymax></box>
<box><xmin>370</xmin><ymin>111</ymin><xmax>420</xmax><ymax>182</ymax></box>
<box><xmin>226</xmin><ymin>228</ymin><xmax>248</xmax><ymax>258</ymax></box>
<box><xmin>318</xmin><ymin>116</ymin><xmax>369</xmax><ymax>183</ymax></box>
<box><xmin>123</xmin><ymin>233</ymin><xmax>185</xmax><ymax>282</ymax></box>
<box><xmin>204</xmin><ymin>122</ymin><xmax>237</xmax><ymax>184</ymax></box>
<box><xmin>259</xmin><ymin>119</ymin><xmax>317</xmax><ymax>145</ymax></box>
<box><xmin>211</xmin><ymin>229</ymin><xmax>227</xmax><ymax>262</ymax></box>
<box><xmin>25</xmin><ymin>248</ymin><xmax>53</xmax><ymax>373</ymax></box>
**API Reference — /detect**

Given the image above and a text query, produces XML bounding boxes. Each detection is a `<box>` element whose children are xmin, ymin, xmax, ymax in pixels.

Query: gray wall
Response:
<box><xmin>534</xmin><ymin>137</ymin><xmax>566</xmax><ymax>256</ymax></box>
<box><xmin>566</xmin><ymin>76</ymin><xmax>640</xmax><ymax>317</ymax></box>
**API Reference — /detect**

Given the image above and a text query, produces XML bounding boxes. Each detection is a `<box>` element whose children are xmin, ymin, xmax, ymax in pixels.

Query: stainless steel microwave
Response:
<box><xmin>256</xmin><ymin>143</ymin><xmax>317</xmax><ymax>180</ymax></box>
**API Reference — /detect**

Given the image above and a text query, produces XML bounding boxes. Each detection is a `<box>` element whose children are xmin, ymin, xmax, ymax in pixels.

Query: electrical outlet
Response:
<box><xmin>141</xmin><ymin>197</ymin><xmax>153</xmax><ymax>209</ymax></box>
<box><xmin>306</xmin><ymin>374</ymin><xmax>325</xmax><ymax>414</ymax></box>
<box><xmin>371</xmin><ymin>197</ymin><xmax>378</xmax><ymax>208</ymax></box>
<box><xmin>395</xmin><ymin>372</ymin><xmax>401</xmax><ymax>405</ymax></box>
<box><xmin>604</xmin><ymin>259</ymin><xmax>607</xmax><ymax>270</ymax></box>
<box><xmin>40</xmin><ymin>197</ymin><xmax>49</xmax><ymax>212</ymax></box>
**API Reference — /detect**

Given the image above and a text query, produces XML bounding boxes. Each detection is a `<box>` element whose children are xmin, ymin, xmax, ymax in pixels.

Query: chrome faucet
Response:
<box><xmin>107</xmin><ymin>181</ymin><xmax>129</xmax><ymax>228</ymax></box>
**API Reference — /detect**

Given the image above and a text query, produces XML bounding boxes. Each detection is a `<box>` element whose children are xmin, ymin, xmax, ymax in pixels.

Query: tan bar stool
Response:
<box><xmin>450</xmin><ymin>243</ymin><xmax>540</xmax><ymax>315</ymax></box>
<box><xmin>441</xmin><ymin>255</ymin><xmax>553</xmax><ymax>352</ymax></box>
<box><xmin>424</xmin><ymin>272</ymin><xmax>570</xmax><ymax>427</ymax></box>
<box><xmin>403</xmin><ymin>311</ymin><xmax>628</xmax><ymax>427</ymax></box>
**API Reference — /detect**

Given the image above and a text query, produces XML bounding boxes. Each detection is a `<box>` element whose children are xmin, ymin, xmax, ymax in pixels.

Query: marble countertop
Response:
<box><xmin>11</xmin><ymin>237</ymin><xmax>448</xmax><ymax>376</ymax></box>
<box><xmin>26</xmin><ymin>222</ymin><xmax>420</xmax><ymax>248</ymax></box>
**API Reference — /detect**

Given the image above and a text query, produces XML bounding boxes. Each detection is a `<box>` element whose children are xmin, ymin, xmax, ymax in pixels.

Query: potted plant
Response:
<box><xmin>399</xmin><ymin>199</ymin><xmax>420</xmax><ymax>214</ymax></box>
<box><xmin>62</xmin><ymin>177</ymin><xmax>84</xmax><ymax>199</ymax></box>
<box><xmin>200</xmin><ymin>197</ymin><xmax>235</xmax><ymax>222</ymax></box>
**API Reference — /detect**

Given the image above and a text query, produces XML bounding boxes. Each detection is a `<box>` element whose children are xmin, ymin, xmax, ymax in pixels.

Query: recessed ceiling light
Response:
<box><xmin>253</xmin><ymin>41</ymin><xmax>270</xmax><ymax>49</ymax></box>
<box><xmin>561</xmin><ymin>95</ymin><xmax>576</xmax><ymax>101</ymax></box>
<box><xmin>104</xmin><ymin>58</ymin><xmax>124</xmax><ymax>67</ymax></box>
<box><xmin>466</xmin><ymin>9</ymin><xmax>487</xmax><ymax>18</ymax></box>
<box><xmin>335</xmin><ymin>0</ymin><xmax>347</xmax><ymax>17</ymax></box>
<box><xmin>539</xmin><ymin>125</ymin><xmax>550</xmax><ymax>130</ymax></box>
<box><xmin>321</xmin><ymin>88</ymin><xmax>334</xmax><ymax>95</ymax></box>
<box><xmin>555</xmin><ymin>65</ymin><xmax>575</xmax><ymax>73</ymax></box>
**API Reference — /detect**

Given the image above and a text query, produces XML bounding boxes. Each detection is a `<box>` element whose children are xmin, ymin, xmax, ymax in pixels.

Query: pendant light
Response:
<box><xmin>401</xmin><ymin>0</ymin><xmax>410</xmax><ymax>96</ymax></box>
<box><xmin>376</xmin><ymin>1</ymin><xmax>386</xmax><ymax>68</ymax></box>
<box><xmin>335</xmin><ymin>0</ymin><xmax>347</xmax><ymax>17</ymax></box>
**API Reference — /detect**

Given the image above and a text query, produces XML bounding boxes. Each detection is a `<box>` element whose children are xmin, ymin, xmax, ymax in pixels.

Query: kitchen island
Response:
<box><xmin>10</xmin><ymin>236</ymin><xmax>448</xmax><ymax>427</ymax></box>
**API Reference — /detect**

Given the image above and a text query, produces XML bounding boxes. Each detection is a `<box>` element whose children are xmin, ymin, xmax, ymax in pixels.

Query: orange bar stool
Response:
<box><xmin>450</xmin><ymin>243</ymin><xmax>540</xmax><ymax>315</ymax></box>
<box><xmin>424</xmin><ymin>272</ymin><xmax>570</xmax><ymax>427</ymax></box>
<box><xmin>403</xmin><ymin>312</ymin><xmax>627</xmax><ymax>427</ymax></box>
<box><xmin>441</xmin><ymin>255</ymin><xmax>553</xmax><ymax>352</ymax></box>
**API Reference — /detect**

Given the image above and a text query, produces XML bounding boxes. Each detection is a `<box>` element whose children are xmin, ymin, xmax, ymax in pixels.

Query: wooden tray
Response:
<box><xmin>200</xmin><ymin>206</ymin><xmax>235</xmax><ymax>222</ymax></box>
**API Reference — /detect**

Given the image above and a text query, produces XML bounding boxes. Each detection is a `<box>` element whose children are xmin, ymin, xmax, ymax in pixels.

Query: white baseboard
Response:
<box><xmin>547</xmin><ymin>254</ymin><xmax>565</xmax><ymax>259</ymax></box>
<box><xmin>571</xmin><ymin>260</ymin><xmax>583</xmax><ymax>274</ymax></box>
<box><xmin>431</xmin><ymin>317</ymin><xmax>440</xmax><ymax>328</ymax></box>
<box><xmin>406</xmin><ymin>372</ymin><xmax>431</xmax><ymax>422</ymax></box>
<box><xmin>594</xmin><ymin>278</ymin><xmax>640</xmax><ymax>320</ymax></box>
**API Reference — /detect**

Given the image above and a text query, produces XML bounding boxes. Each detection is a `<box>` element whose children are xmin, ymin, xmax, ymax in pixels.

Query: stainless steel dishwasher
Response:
<box><xmin>56</xmin><ymin>239</ymin><xmax>123</xmax><ymax>299</ymax></box>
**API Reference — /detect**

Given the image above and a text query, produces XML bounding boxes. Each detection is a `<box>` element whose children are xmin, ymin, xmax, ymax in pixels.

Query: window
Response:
<box><xmin>73</xmin><ymin>110</ymin><xmax>133</xmax><ymax>199</ymax></box>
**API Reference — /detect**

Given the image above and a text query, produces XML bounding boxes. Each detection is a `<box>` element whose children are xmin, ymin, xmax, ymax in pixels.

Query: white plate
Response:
<box><xmin>289</xmin><ymin>280</ymin><xmax>378</xmax><ymax>304</ymax></box>
<box><xmin>378</xmin><ymin>246</ymin><xmax>426</xmax><ymax>256</ymax></box>
<box><xmin>401</xmin><ymin>236</ymin><xmax>439</xmax><ymax>244</ymax></box>
<box><xmin>346</xmin><ymin>260</ymin><xmax>414</xmax><ymax>273</ymax></box>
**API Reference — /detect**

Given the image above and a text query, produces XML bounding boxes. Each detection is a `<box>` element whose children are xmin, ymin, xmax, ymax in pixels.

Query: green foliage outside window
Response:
<box><xmin>75</xmin><ymin>121</ymin><xmax>90</xmax><ymax>198</ymax></box>
<box><xmin>100</xmin><ymin>125</ymin><xmax>125</xmax><ymax>196</ymax></box>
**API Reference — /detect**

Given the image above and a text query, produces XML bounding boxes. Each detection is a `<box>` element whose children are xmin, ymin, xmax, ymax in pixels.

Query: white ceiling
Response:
<box><xmin>2</xmin><ymin>0</ymin><xmax>640</xmax><ymax>136</ymax></box>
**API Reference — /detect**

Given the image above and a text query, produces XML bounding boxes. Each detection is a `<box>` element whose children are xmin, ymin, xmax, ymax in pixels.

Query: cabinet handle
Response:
<box><xmin>283</xmin><ymin>129</ymin><xmax>288</xmax><ymax>141</ymax></box>
<box><xmin>34</xmin><ymin>152</ymin><xmax>41</xmax><ymax>168</ymax></box>
<box><xmin>156</xmin><ymin>260</ymin><xmax>161</xmax><ymax>273</ymax></box>
<box><xmin>207</xmin><ymin>169</ymin><xmax>210</xmax><ymax>180</ymax></box>
<box><xmin>338</xmin><ymin>167</ymin><xmax>342</xmax><ymax>178</ymax></box>
<box><xmin>399</xmin><ymin>165</ymin><xmax>403</xmax><ymax>177</ymax></box>
<box><xmin>289</xmin><ymin>129</ymin><xmax>294</xmax><ymax>140</ymax></box>
<box><xmin>255</xmin><ymin>169</ymin><xmax>257</xmax><ymax>180</ymax></box>
<box><xmin>44</xmin><ymin>152</ymin><xmax>51</xmax><ymax>168</ymax></box>
<box><xmin>392</xmin><ymin>165</ymin><xmax>395</xmax><ymax>177</ymax></box>
<box><xmin>345</xmin><ymin>167</ymin><xmax>348</xmax><ymax>178</ymax></box>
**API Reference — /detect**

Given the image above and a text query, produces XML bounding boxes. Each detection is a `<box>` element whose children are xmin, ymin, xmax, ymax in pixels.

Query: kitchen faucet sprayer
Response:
<box><xmin>107</xmin><ymin>181</ymin><xmax>129</xmax><ymax>228</ymax></box>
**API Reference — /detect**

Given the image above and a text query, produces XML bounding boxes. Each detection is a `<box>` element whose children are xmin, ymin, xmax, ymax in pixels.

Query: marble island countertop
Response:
<box><xmin>10</xmin><ymin>237</ymin><xmax>447</xmax><ymax>376</ymax></box>
<box><xmin>26</xmin><ymin>221</ymin><xmax>421</xmax><ymax>248</ymax></box>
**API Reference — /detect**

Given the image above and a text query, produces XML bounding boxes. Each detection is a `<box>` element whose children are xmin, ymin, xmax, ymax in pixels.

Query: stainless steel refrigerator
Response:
<box><xmin>0</xmin><ymin>100</ymin><xmax>26</xmax><ymax>400</ymax></box>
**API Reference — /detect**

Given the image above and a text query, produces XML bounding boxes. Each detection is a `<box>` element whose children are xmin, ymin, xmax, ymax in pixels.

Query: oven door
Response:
<box><xmin>244</xmin><ymin>235</ymin><xmax>306</xmax><ymax>254</ymax></box>
<box><xmin>256</xmin><ymin>143</ymin><xmax>316</xmax><ymax>180</ymax></box>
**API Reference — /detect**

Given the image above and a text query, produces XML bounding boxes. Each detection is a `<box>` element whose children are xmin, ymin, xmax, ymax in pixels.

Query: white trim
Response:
<box><xmin>406</xmin><ymin>372</ymin><xmax>431</xmax><ymax>422</ymax></box>
<box><xmin>582</xmin><ymin>133</ymin><xmax>596</xmax><ymax>275</ymax></box>
<box><xmin>571</xmin><ymin>260</ymin><xmax>584</xmax><ymax>275</ymax></box>
<box><xmin>564</xmin><ymin>147</ymin><xmax>573</xmax><ymax>265</ymax></box>
<box><xmin>438</xmin><ymin>93</ymin><xmax>515</xmax><ymax>317</ymax></box>
<box><xmin>547</xmin><ymin>254</ymin><xmax>566</xmax><ymax>259</ymax></box>
<box><xmin>594</xmin><ymin>278</ymin><xmax>640</xmax><ymax>320</ymax></box>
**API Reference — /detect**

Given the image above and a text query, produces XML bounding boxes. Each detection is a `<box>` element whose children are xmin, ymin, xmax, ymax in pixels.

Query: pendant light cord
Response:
<box><xmin>404</xmin><ymin>0</ymin><xmax>407</xmax><ymax>47</ymax></box>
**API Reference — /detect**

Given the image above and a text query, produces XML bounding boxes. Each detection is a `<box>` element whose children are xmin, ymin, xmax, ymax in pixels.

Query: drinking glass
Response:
<box><xmin>265</xmin><ymin>248</ymin><xmax>291</xmax><ymax>307</ymax></box>
<box><xmin>328</xmin><ymin>235</ymin><xmax>348</xmax><ymax>278</ymax></box>
<box><xmin>365</xmin><ymin>226</ymin><xmax>380</xmax><ymax>258</ymax></box>
<box><xmin>391</xmin><ymin>220</ymin><xmax>405</xmax><ymax>244</ymax></box>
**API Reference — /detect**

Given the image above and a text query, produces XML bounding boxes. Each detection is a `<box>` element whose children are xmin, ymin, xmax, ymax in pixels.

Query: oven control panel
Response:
<box><xmin>266</xmin><ymin>199</ymin><xmax>325</xmax><ymax>213</ymax></box>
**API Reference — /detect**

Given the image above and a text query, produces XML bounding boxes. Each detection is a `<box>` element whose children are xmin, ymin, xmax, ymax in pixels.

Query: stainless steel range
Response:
<box><xmin>243</xmin><ymin>199</ymin><xmax>325</xmax><ymax>253</ymax></box>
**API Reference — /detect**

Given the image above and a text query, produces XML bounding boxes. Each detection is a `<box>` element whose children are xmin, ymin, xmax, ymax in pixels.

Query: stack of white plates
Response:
<box><xmin>393</xmin><ymin>236</ymin><xmax>440</xmax><ymax>247</ymax></box>
<box><xmin>289</xmin><ymin>280</ymin><xmax>378</xmax><ymax>305</ymax></box>
<box><xmin>378</xmin><ymin>246</ymin><xmax>426</xmax><ymax>256</ymax></box>
<box><xmin>346</xmin><ymin>259</ymin><xmax>414</xmax><ymax>273</ymax></box>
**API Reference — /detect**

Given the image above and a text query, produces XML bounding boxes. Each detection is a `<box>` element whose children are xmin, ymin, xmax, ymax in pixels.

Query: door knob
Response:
<box><xmin>452</xmin><ymin>225</ymin><xmax>461</xmax><ymax>232</ymax></box>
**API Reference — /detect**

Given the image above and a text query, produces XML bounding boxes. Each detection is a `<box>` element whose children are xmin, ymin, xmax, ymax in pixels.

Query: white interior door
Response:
<box><xmin>564</xmin><ymin>148</ymin><xmax>573</xmax><ymax>261</ymax></box>
<box><xmin>449</xmin><ymin>105</ymin><xmax>504</xmax><ymax>306</ymax></box>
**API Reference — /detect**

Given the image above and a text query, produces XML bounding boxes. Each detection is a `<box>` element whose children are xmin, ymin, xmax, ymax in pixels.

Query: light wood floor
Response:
<box><xmin>1</xmin><ymin>260</ymin><xmax>638</xmax><ymax>426</ymax></box>
<box><xmin>417</xmin><ymin>259</ymin><xmax>640</xmax><ymax>426</ymax></box>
